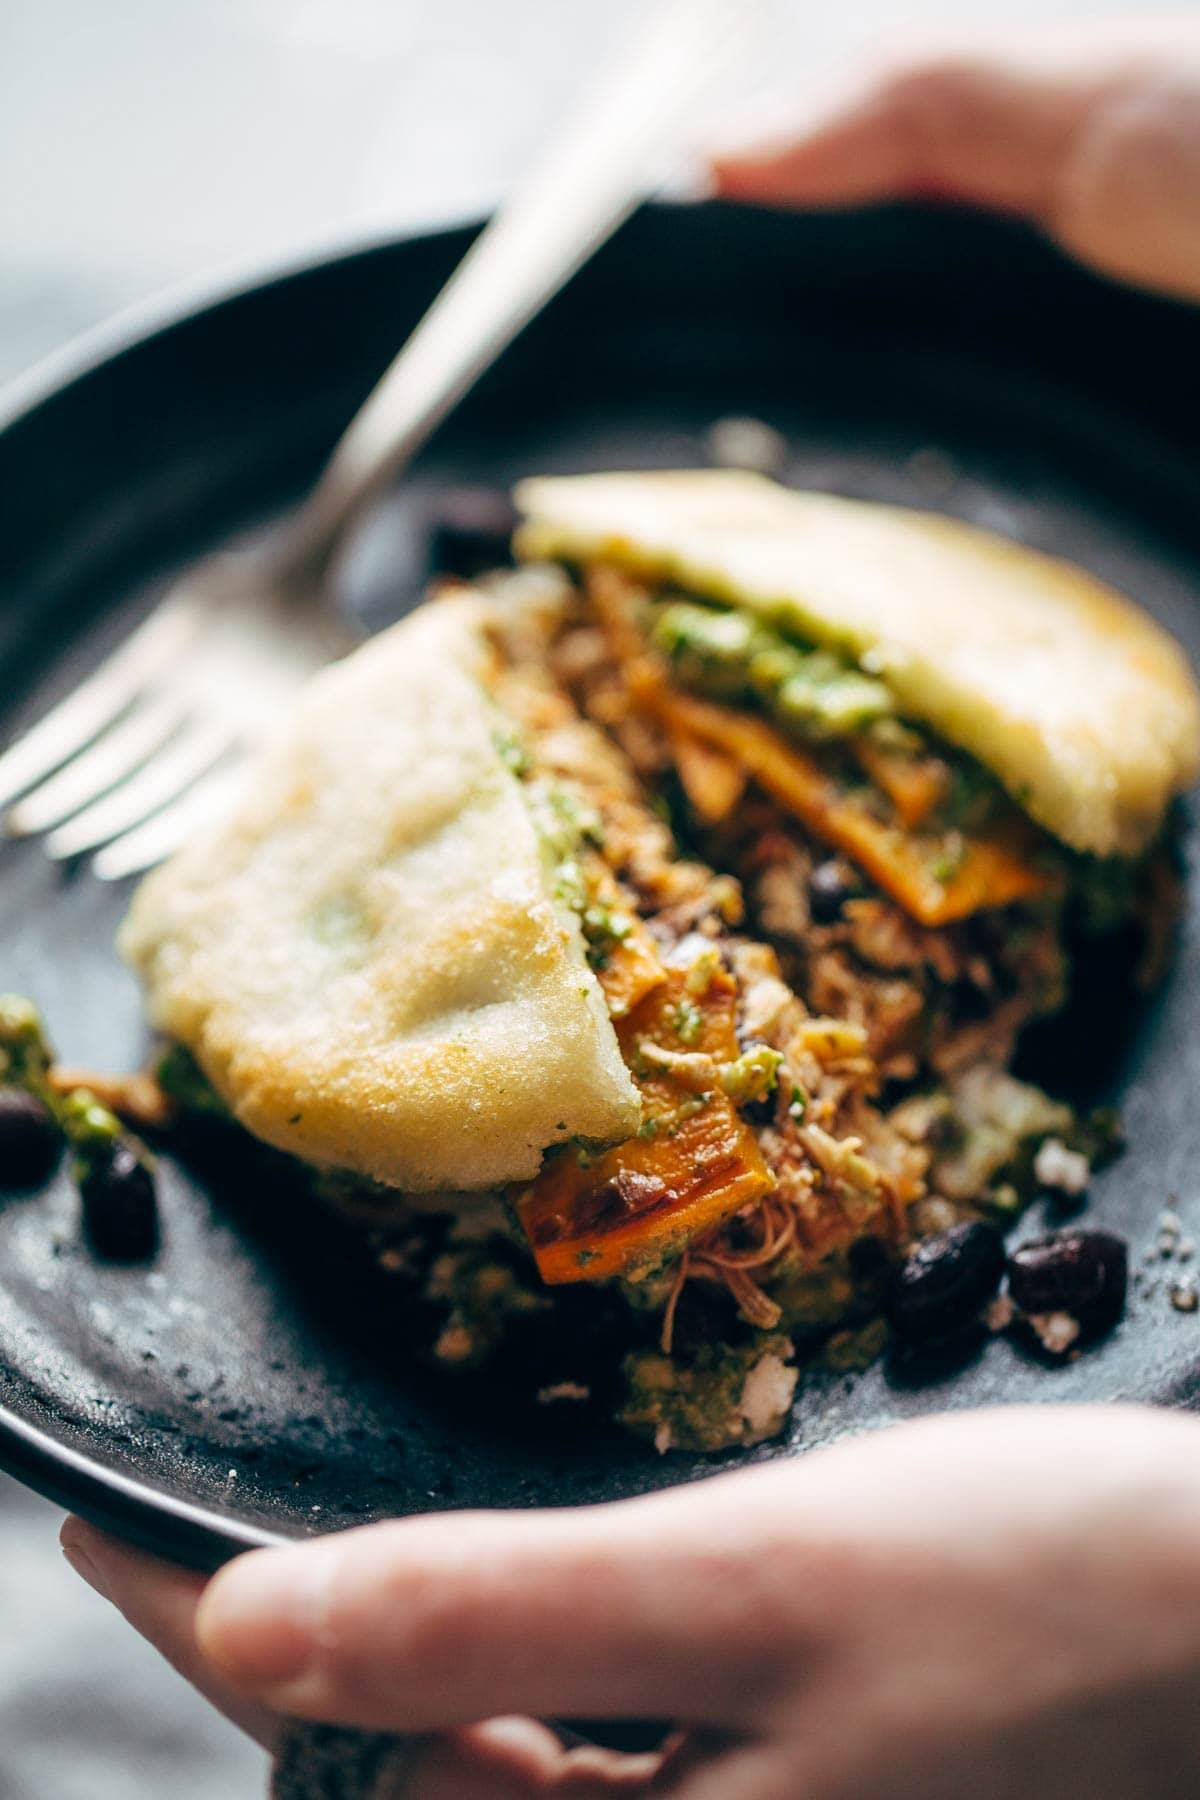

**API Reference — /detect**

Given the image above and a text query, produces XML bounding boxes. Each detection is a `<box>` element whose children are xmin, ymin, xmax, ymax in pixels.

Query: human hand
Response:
<box><xmin>61</xmin><ymin>1404</ymin><xmax>1200</xmax><ymax>1798</ymax></box>
<box><xmin>712</xmin><ymin>19</ymin><xmax>1200</xmax><ymax>302</ymax></box>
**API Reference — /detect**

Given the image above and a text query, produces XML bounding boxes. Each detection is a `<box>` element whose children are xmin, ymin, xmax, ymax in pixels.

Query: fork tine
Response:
<box><xmin>7</xmin><ymin>694</ymin><xmax>187</xmax><ymax>835</ymax></box>
<box><xmin>0</xmin><ymin>593</ymin><xmax>202</xmax><ymax>812</ymax></box>
<box><xmin>44</xmin><ymin>719</ymin><xmax>239</xmax><ymax>861</ymax></box>
<box><xmin>91</xmin><ymin>762</ymin><xmax>247</xmax><ymax>881</ymax></box>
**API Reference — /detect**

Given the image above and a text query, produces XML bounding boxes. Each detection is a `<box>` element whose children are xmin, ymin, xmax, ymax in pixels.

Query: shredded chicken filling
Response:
<box><xmin>488</xmin><ymin>594</ymin><xmax>934</xmax><ymax>1343</ymax></box>
<box><xmin>475</xmin><ymin>561</ymin><xmax>1158</xmax><ymax>1371</ymax></box>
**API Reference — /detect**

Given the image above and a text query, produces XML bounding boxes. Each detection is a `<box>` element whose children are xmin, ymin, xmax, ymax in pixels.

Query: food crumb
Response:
<box><xmin>46</xmin><ymin>1063</ymin><xmax>175</xmax><ymax>1130</ymax></box>
<box><xmin>984</xmin><ymin>1294</ymin><xmax>1016</xmax><ymax>1333</ymax></box>
<box><xmin>1157</xmin><ymin>1211</ymin><xmax>1183</xmax><ymax>1259</ymax></box>
<box><xmin>1027</xmin><ymin>1310</ymin><xmax>1081</xmax><ymax>1355</ymax></box>
<box><xmin>1171</xmin><ymin>1280</ymin><xmax>1199</xmax><ymax>1314</ymax></box>
<box><xmin>537</xmin><ymin>1381</ymin><xmax>591</xmax><ymax>1405</ymax></box>
<box><xmin>1033</xmin><ymin>1138</ymin><xmax>1090</xmax><ymax>1198</ymax></box>
<box><xmin>704</xmin><ymin>415</ymin><xmax>787</xmax><ymax>475</ymax></box>
<box><xmin>654</xmin><ymin>1421</ymin><xmax>674</xmax><ymax>1455</ymax></box>
<box><xmin>434</xmin><ymin>1324</ymin><xmax>475</xmax><ymax>1364</ymax></box>
<box><xmin>909</xmin><ymin>1196</ymin><xmax>960</xmax><ymax>1237</ymax></box>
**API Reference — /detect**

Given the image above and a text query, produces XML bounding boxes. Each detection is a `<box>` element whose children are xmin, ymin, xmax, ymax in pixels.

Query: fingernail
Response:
<box><xmin>195</xmin><ymin>1546</ymin><xmax>331</xmax><ymax>1691</ymax></box>
<box><xmin>61</xmin><ymin>1531</ymin><xmax>112</xmax><ymax>1603</ymax></box>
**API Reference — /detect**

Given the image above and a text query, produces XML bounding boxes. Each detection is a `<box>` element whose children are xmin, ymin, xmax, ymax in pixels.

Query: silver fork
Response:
<box><xmin>0</xmin><ymin>0</ymin><xmax>753</xmax><ymax>882</ymax></box>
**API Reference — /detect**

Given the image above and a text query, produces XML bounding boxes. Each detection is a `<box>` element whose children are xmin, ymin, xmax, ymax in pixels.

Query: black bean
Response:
<box><xmin>1007</xmin><ymin>1228</ymin><xmax>1127</xmax><ymax>1339</ymax></box>
<box><xmin>81</xmin><ymin>1142</ymin><xmax>159</xmax><ymax>1261</ymax></box>
<box><xmin>849</xmin><ymin>1234</ymin><xmax>892</xmax><ymax>1284</ymax></box>
<box><xmin>425</xmin><ymin>486</ymin><xmax>518</xmax><ymax>580</ymax></box>
<box><xmin>887</xmin><ymin>1220</ymin><xmax>1006</xmax><ymax>1341</ymax></box>
<box><xmin>808</xmin><ymin>859</ymin><xmax>861</xmax><ymax>924</ymax></box>
<box><xmin>887</xmin><ymin>1314</ymin><xmax>988</xmax><ymax>1377</ymax></box>
<box><xmin>0</xmin><ymin>1087</ymin><xmax>60</xmax><ymax>1187</ymax></box>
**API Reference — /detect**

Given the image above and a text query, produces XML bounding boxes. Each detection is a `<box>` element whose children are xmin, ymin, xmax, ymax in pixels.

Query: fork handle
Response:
<box><xmin>271</xmin><ymin>0</ymin><xmax>750</xmax><ymax>585</ymax></box>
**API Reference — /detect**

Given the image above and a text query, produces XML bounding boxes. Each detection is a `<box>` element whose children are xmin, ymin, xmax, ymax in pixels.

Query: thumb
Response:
<box><xmin>194</xmin><ymin>1476</ymin><xmax>800</xmax><ymax>1733</ymax></box>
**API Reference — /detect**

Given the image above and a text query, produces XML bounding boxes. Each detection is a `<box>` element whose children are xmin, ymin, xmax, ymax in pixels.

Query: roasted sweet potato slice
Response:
<box><xmin>516</xmin><ymin>963</ymin><xmax>774</xmax><ymax>1283</ymax></box>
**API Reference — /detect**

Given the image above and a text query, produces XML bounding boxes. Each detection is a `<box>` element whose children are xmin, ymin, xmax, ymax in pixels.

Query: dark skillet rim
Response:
<box><xmin>0</xmin><ymin>199</ymin><xmax>725</xmax><ymax>438</ymax></box>
<box><xmin>0</xmin><ymin>206</ymin><xmax>506</xmax><ymax>446</ymax></box>
<box><xmin>5</xmin><ymin>196</ymin><xmax>1193</xmax><ymax>1562</ymax></box>
<box><xmin>0</xmin><ymin>196</ymin><xmax>759</xmax><ymax>1561</ymax></box>
<box><xmin>0</xmin><ymin>1401</ymin><xmax>291</xmax><ymax>1565</ymax></box>
<box><xmin>0</xmin><ymin>208</ymin><xmax>502</xmax><ymax>1561</ymax></box>
<box><xmin>0</xmin><ymin>197</ymin><xmax>1139</xmax><ymax>1559</ymax></box>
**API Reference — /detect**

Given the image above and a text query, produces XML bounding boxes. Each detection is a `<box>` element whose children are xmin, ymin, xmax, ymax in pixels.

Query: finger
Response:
<box><xmin>198</xmin><ymin>1404</ymin><xmax>1200</xmax><ymax>1735</ymax></box>
<box><xmin>271</xmin><ymin>1717</ymin><xmax>663</xmax><ymax>1800</ymax></box>
<box><xmin>711</xmin><ymin>27</ymin><xmax>1200</xmax><ymax>301</ymax></box>
<box><xmin>411</xmin><ymin>1719</ymin><xmax>663</xmax><ymax>1798</ymax></box>
<box><xmin>647</xmin><ymin>1740</ymin><xmax>782</xmax><ymax>1800</ymax></box>
<box><xmin>193</xmin><ymin>1485</ymin><xmax>802</xmax><ymax>1731</ymax></box>
<box><xmin>60</xmin><ymin>1518</ymin><xmax>280</xmax><ymax>1752</ymax></box>
<box><xmin>1053</xmin><ymin>73</ymin><xmax>1200</xmax><ymax>300</ymax></box>
<box><xmin>645</xmin><ymin>1730</ymin><xmax>740</xmax><ymax>1795</ymax></box>
<box><xmin>711</xmin><ymin>52</ymin><xmax>1094</xmax><ymax>217</ymax></box>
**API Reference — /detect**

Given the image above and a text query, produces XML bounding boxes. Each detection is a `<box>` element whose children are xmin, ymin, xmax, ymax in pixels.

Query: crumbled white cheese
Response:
<box><xmin>1028</xmin><ymin>1311</ymin><xmax>1081</xmax><ymax>1355</ymax></box>
<box><xmin>1033</xmin><ymin>1138</ymin><xmax>1090</xmax><ymax>1197</ymax></box>
<box><xmin>910</xmin><ymin>1196</ymin><xmax>961</xmax><ymax>1237</ymax></box>
<box><xmin>739</xmin><ymin>1351</ymin><xmax>799</xmax><ymax>1440</ymax></box>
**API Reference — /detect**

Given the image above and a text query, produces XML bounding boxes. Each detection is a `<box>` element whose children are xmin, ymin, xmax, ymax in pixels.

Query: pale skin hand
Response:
<box><xmin>712</xmin><ymin>18</ymin><xmax>1200</xmax><ymax>302</ymax></box>
<box><xmin>61</xmin><ymin>1407</ymin><xmax>1200</xmax><ymax>1797</ymax></box>
<box><xmin>57</xmin><ymin>29</ymin><xmax>1200</xmax><ymax>1795</ymax></box>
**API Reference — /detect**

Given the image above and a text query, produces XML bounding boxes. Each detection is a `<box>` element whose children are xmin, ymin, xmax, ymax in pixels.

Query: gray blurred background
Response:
<box><xmin>0</xmin><ymin>0</ymin><xmax>1141</xmax><ymax>1794</ymax></box>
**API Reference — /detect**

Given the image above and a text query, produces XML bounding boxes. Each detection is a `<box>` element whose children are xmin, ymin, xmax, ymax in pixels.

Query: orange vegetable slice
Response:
<box><xmin>655</xmin><ymin>690</ymin><xmax>1056</xmax><ymax>927</ymax></box>
<box><xmin>594</xmin><ymin>921</ymin><xmax>668</xmax><ymax>1020</ymax></box>
<box><xmin>516</xmin><ymin>963</ymin><xmax>774</xmax><ymax>1283</ymax></box>
<box><xmin>668</xmin><ymin>725</ymin><xmax>747</xmax><ymax>823</ymax></box>
<box><xmin>853</xmin><ymin>737</ymin><xmax>948</xmax><ymax>829</ymax></box>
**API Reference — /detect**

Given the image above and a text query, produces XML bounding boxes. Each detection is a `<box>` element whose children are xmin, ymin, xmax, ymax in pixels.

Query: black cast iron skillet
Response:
<box><xmin>1</xmin><ymin>200</ymin><xmax>1199</xmax><ymax>1571</ymax></box>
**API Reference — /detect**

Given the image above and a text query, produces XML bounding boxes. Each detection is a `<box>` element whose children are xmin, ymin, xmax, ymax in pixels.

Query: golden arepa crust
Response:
<box><xmin>120</xmin><ymin>597</ymin><xmax>639</xmax><ymax>1190</ymax></box>
<box><xmin>516</xmin><ymin>470</ymin><xmax>1200</xmax><ymax>857</ymax></box>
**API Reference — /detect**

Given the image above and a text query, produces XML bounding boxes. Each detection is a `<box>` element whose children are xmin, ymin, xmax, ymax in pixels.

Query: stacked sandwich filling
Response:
<box><xmin>468</xmin><ymin>567</ymin><xmax>1127</xmax><ymax>1445</ymax></box>
<box><xmin>492</xmin><ymin>597</ymin><xmax>917</xmax><ymax>1305</ymax></box>
<box><xmin>120</xmin><ymin>472</ymin><xmax>1200</xmax><ymax>1452</ymax></box>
